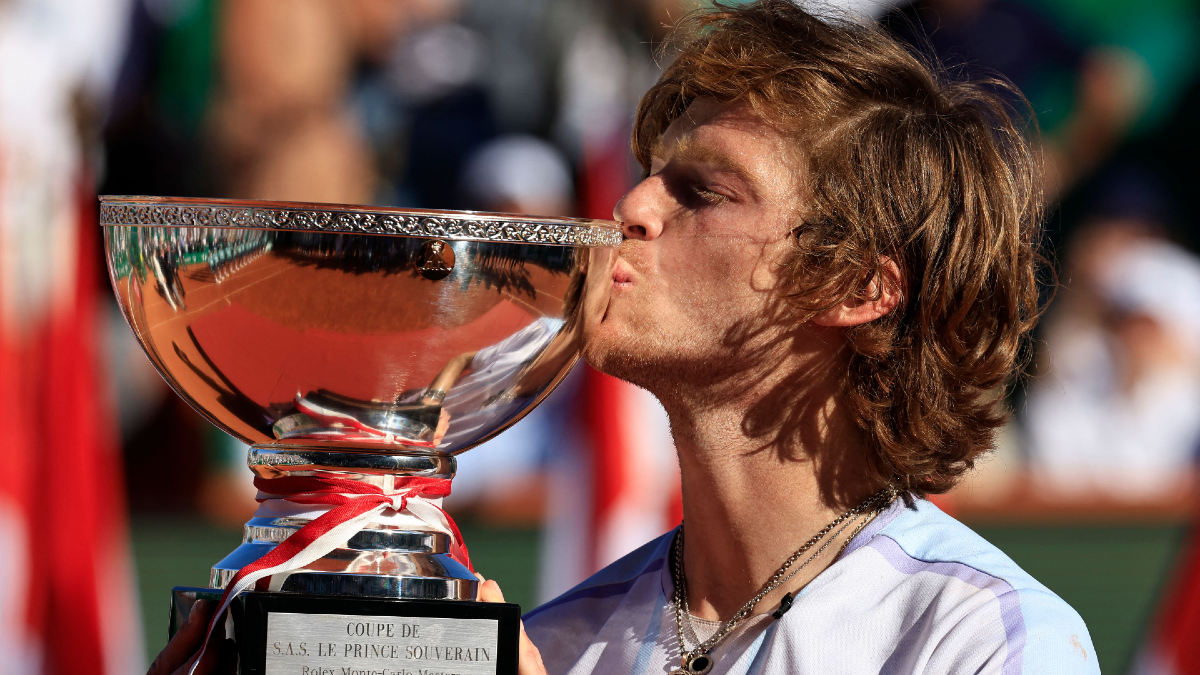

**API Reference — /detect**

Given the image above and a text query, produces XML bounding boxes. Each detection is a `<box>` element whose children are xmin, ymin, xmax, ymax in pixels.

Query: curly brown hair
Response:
<box><xmin>632</xmin><ymin>0</ymin><xmax>1045</xmax><ymax>495</ymax></box>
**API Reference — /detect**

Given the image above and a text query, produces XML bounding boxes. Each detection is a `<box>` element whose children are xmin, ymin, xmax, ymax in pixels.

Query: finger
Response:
<box><xmin>148</xmin><ymin>600</ymin><xmax>216</xmax><ymax>675</ymax></box>
<box><xmin>179</xmin><ymin>637</ymin><xmax>238</xmax><ymax>675</ymax></box>
<box><xmin>214</xmin><ymin>639</ymin><xmax>240</xmax><ymax>674</ymax></box>
<box><xmin>518</xmin><ymin>621</ymin><xmax>549</xmax><ymax>675</ymax></box>
<box><xmin>478</xmin><ymin>579</ymin><xmax>506</xmax><ymax>604</ymax></box>
<box><xmin>433</xmin><ymin>410</ymin><xmax>451</xmax><ymax>444</ymax></box>
<box><xmin>169</xmin><ymin>653</ymin><xmax>199</xmax><ymax>675</ymax></box>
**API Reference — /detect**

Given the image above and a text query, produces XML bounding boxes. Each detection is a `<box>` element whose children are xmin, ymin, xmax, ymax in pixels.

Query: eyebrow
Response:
<box><xmin>650</xmin><ymin>133</ymin><xmax>760</xmax><ymax>192</ymax></box>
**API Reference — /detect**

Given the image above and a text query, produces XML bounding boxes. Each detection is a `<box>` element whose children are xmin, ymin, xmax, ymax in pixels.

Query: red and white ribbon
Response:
<box><xmin>189</xmin><ymin>474</ymin><xmax>470</xmax><ymax>674</ymax></box>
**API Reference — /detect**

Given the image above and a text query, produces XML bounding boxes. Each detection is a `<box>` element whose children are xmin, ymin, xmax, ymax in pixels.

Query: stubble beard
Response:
<box><xmin>583</xmin><ymin>294</ymin><xmax>810</xmax><ymax>421</ymax></box>
<box><xmin>583</xmin><ymin>320</ymin><xmax>733</xmax><ymax>405</ymax></box>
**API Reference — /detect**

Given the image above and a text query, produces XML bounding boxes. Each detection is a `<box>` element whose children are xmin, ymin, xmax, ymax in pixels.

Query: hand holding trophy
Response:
<box><xmin>102</xmin><ymin>196</ymin><xmax>620</xmax><ymax>675</ymax></box>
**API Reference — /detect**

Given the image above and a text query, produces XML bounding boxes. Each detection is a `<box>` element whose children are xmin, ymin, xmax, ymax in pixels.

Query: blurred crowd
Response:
<box><xmin>3</xmin><ymin>0</ymin><xmax>1200</xmax><ymax>670</ymax></box>
<box><xmin>878</xmin><ymin>0</ymin><xmax>1200</xmax><ymax>513</ymax></box>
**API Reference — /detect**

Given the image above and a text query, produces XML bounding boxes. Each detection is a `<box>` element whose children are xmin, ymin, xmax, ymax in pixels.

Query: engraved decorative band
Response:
<box><xmin>98</xmin><ymin>200</ymin><xmax>623</xmax><ymax>247</ymax></box>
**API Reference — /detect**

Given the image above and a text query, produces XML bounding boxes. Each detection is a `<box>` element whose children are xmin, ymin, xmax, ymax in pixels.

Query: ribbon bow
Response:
<box><xmin>189</xmin><ymin>474</ymin><xmax>470</xmax><ymax>674</ymax></box>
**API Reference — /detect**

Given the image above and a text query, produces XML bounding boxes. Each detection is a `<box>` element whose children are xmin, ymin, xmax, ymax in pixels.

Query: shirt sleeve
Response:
<box><xmin>921</xmin><ymin>586</ymin><xmax>1100</xmax><ymax>675</ymax></box>
<box><xmin>1016</xmin><ymin>587</ymin><xmax>1100</xmax><ymax>675</ymax></box>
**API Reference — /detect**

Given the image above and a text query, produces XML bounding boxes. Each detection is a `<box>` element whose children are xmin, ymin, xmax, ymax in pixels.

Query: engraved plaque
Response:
<box><xmin>263</xmin><ymin>612</ymin><xmax>499</xmax><ymax>675</ymax></box>
<box><xmin>225</xmin><ymin>592</ymin><xmax>520</xmax><ymax>675</ymax></box>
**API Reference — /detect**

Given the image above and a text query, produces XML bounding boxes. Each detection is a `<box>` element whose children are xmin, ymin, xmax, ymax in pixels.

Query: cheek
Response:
<box><xmin>658</xmin><ymin>240</ymin><xmax>765</xmax><ymax>317</ymax></box>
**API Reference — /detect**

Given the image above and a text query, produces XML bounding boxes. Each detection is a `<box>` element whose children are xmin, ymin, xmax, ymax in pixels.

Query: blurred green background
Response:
<box><xmin>972</xmin><ymin>523</ymin><xmax>1187</xmax><ymax>673</ymax></box>
<box><xmin>132</xmin><ymin>518</ymin><xmax>1187</xmax><ymax>675</ymax></box>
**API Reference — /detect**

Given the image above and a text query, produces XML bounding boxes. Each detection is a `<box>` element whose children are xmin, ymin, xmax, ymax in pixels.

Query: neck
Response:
<box><xmin>659</xmin><ymin>349</ymin><xmax>883</xmax><ymax>622</ymax></box>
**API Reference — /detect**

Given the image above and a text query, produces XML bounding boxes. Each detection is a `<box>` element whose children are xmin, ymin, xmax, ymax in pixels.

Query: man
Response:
<box><xmin>154</xmin><ymin>2</ymin><xmax>1094</xmax><ymax>673</ymax></box>
<box><xmin>488</xmin><ymin>2</ymin><xmax>1094</xmax><ymax>673</ymax></box>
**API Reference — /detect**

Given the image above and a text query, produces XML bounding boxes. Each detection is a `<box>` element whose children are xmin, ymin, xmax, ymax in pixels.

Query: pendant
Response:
<box><xmin>686</xmin><ymin>653</ymin><xmax>714</xmax><ymax>675</ymax></box>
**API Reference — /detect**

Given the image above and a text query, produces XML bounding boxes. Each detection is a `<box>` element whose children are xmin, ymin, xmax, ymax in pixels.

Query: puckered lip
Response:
<box><xmin>612</xmin><ymin>259</ymin><xmax>635</xmax><ymax>287</ymax></box>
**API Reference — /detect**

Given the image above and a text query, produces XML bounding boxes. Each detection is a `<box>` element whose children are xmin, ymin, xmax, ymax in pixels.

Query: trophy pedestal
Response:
<box><xmin>169</xmin><ymin>449</ymin><xmax>521</xmax><ymax>674</ymax></box>
<box><xmin>171</xmin><ymin>588</ymin><xmax>520</xmax><ymax>675</ymax></box>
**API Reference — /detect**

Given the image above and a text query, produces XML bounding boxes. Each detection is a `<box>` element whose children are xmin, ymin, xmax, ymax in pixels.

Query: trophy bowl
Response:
<box><xmin>101</xmin><ymin>196</ymin><xmax>621</xmax><ymax>674</ymax></box>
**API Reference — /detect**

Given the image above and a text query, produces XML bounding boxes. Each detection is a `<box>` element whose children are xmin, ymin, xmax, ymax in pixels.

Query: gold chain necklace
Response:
<box><xmin>668</xmin><ymin>487</ymin><xmax>897</xmax><ymax>675</ymax></box>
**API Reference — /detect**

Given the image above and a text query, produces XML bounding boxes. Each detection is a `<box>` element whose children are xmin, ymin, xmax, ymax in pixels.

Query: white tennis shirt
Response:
<box><xmin>437</xmin><ymin>317</ymin><xmax>565</xmax><ymax>451</ymax></box>
<box><xmin>524</xmin><ymin>498</ymin><xmax>1098</xmax><ymax>674</ymax></box>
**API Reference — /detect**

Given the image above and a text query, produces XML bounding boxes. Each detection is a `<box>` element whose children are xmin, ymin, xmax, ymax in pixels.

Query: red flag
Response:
<box><xmin>580</xmin><ymin>368</ymin><xmax>682</xmax><ymax>572</ymax></box>
<box><xmin>1135</xmin><ymin>520</ymin><xmax>1200</xmax><ymax>674</ymax></box>
<box><xmin>0</xmin><ymin>2</ymin><xmax>148</xmax><ymax>670</ymax></box>
<box><xmin>0</xmin><ymin>168</ymin><xmax>41</xmax><ymax>671</ymax></box>
<box><xmin>0</xmin><ymin>182</ymin><xmax>142</xmax><ymax>675</ymax></box>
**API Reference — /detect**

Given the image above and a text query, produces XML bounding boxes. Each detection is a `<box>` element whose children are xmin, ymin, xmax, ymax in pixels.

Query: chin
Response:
<box><xmin>583</xmin><ymin>322</ymin><xmax>656</xmax><ymax>388</ymax></box>
<box><xmin>584</xmin><ymin>320</ymin><xmax>703</xmax><ymax>395</ymax></box>
<box><xmin>585</xmin><ymin>316</ymin><xmax>752</xmax><ymax>400</ymax></box>
<box><xmin>582</xmin><ymin>321</ymin><xmax>627</xmax><ymax>369</ymax></box>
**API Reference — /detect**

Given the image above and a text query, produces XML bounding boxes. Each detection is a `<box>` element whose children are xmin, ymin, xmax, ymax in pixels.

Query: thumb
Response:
<box><xmin>518</xmin><ymin>621</ymin><xmax>548</xmax><ymax>675</ymax></box>
<box><xmin>473</xmin><ymin>575</ymin><xmax>546</xmax><ymax>675</ymax></box>
<box><xmin>476</xmin><ymin>576</ymin><xmax>507</xmax><ymax>604</ymax></box>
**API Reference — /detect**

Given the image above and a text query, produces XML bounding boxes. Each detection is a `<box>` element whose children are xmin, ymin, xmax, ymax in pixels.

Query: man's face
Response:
<box><xmin>586</xmin><ymin>98</ymin><xmax>807</xmax><ymax>389</ymax></box>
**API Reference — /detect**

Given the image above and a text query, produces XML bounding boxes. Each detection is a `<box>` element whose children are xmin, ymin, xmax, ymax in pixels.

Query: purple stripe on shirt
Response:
<box><xmin>867</xmin><ymin>535</ymin><xmax>1027</xmax><ymax>675</ymax></box>
<box><xmin>838</xmin><ymin>497</ymin><xmax>910</xmax><ymax>560</ymax></box>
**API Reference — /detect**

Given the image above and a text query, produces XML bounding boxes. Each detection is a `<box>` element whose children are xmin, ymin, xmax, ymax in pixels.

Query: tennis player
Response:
<box><xmin>152</xmin><ymin>1</ymin><xmax>1096</xmax><ymax>673</ymax></box>
<box><xmin>479</xmin><ymin>2</ymin><xmax>1097</xmax><ymax>674</ymax></box>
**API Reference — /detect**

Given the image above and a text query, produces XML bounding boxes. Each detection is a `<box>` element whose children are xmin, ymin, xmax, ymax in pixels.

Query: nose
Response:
<box><xmin>613</xmin><ymin>177</ymin><xmax>664</xmax><ymax>241</ymax></box>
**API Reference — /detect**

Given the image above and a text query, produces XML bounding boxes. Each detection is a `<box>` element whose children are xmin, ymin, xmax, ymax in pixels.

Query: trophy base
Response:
<box><xmin>171</xmin><ymin>587</ymin><xmax>521</xmax><ymax>675</ymax></box>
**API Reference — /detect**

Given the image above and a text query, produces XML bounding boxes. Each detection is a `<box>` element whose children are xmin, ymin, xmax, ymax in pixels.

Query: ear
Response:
<box><xmin>812</xmin><ymin>257</ymin><xmax>903</xmax><ymax>327</ymax></box>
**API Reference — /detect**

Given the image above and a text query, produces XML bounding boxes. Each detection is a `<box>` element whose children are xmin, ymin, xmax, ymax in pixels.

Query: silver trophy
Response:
<box><xmin>101</xmin><ymin>196</ymin><xmax>620</xmax><ymax>674</ymax></box>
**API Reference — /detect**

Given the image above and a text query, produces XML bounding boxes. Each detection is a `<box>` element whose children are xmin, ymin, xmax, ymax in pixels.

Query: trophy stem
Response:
<box><xmin>248</xmin><ymin>446</ymin><xmax>457</xmax><ymax>478</ymax></box>
<box><xmin>208</xmin><ymin>445</ymin><xmax>477</xmax><ymax>601</ymax></box>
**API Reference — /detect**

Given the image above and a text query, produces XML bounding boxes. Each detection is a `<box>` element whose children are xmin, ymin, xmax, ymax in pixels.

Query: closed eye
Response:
<box><xmin>652</xmin><ymin>160</ymin><xmax>736</xmax><ymax>209</ymax></box>
<box><xmin>692</xmin><ymin>185</ymin><xmax>729</xmax><ymax>204</ymax></box>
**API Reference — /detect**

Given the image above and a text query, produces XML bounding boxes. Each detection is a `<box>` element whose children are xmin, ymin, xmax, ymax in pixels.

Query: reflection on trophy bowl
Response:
<box><xmin>102</xmin><ymin>196</ymin><xmax>620</xmax><ymax>457</ymax></box>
